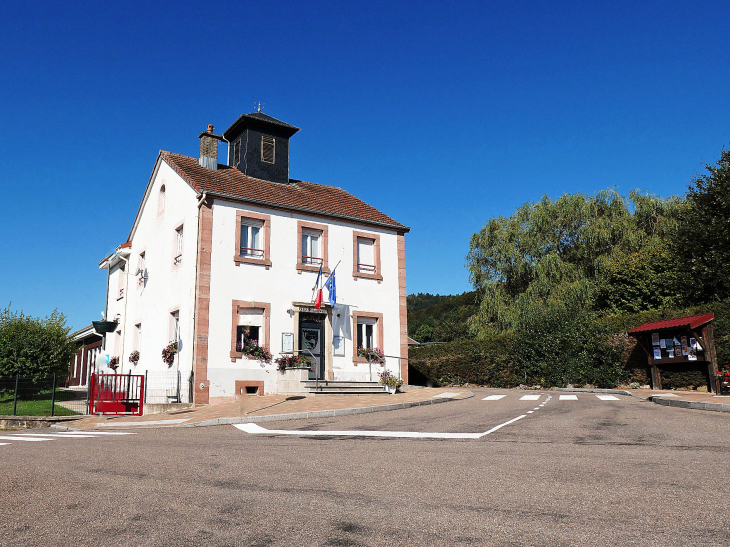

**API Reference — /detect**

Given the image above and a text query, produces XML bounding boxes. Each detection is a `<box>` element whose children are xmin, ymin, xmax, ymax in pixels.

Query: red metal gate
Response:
<box><xmin>89</xmin><ymin>373</ymin><xmax>145</xmax><ymax>416</ymax></box>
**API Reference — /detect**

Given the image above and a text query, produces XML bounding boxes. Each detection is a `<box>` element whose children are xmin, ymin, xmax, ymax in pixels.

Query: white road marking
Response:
<box><xmin>432</xmin><ymin>392</ymin><xmax>461</xmax><ymax>399</ymax></box>
<box><xmin>653</xmin><ymin>393</ymin><xmax>680</xmax><ymax>397</ymax></box>
<box><xmin>0</xmin><ymin>436</ymin><xmax>51</xmax><ymax>442</ymax></box>
<box><xmin>62</xmin><ymin>431</ymin><xmax>135</xmax><ymax>435</ymax></box>
<box><xmin>595</xmin><ymin>394</ymin><xmax>620</xmax><ymax>401</ymax></box>
<box><xmin>527</xmin><ymin>411</ymin><xmax>534</xmax><ymax>413</ymax></box>
<box><xmin>97</xmin><ymin>418</ymin><xmax>191</xmax><ymax>427</ymax></box>
<box><xmin>482</xmin><ymin>395</ymin><xmax>508</xmax><ymax>401</ymax></box>
<box><xmin>0</xmin><ymin>443</ymin><xmax>10</xmax><ymax>446</ymax></box>
<box><xmin>18</xmin><ymin>433</ymin><xmax>98</xmax><ymax>438</ymax></box>
<box><xmin>235</xmin><ymin>414</ymin><xmax>528</xmax><ymax>440</ymax></box>
<box><xmin>559</xmin><ymin>394</ymin><xmax>578</xmax><ymax>400</ymax></box>
<box><xmin>519</xmin><ymin>395</ymin><xmax>541</xmax><ymax>401</ymax></box>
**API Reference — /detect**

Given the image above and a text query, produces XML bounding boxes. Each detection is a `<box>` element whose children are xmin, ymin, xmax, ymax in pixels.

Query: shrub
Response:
<box><xmin>0</xmin><ymin>306</ymin><xmax>78</xmax><ymax>378</ymax></box>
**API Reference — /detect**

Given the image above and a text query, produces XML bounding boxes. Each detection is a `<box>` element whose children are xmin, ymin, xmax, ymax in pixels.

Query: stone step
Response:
<box><xmin>303</xmin><ymin>381</ymin><xmax>383</xmax><ymax>389</ymax></box>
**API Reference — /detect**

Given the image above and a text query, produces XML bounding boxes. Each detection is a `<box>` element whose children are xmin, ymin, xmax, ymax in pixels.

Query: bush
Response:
<box><xmin>510</xmin><ymin>304</ymin><xmax>624</xmax><ymax>388</ymax></box>
<box><xmin>0</xmin><ymin>306</ymin><xmax>78</xmax><ymax>378</ymax></box>
<box><xmin>408</xmin><ymin>336</ymin><xmax>518</xmax><ymax>387</ymax></box>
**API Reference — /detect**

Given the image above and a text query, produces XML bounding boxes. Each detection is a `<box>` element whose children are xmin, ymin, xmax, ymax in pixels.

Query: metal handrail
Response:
<box><xmin>240</xmin><ymin>247</ymin><xmax>264</xmax><ymax>257</ymax></box>
<box><xmin>302</xmin><ymin>255</ymin><xmax>323</xmax><ymax>265</ymax></box>
<box><xmin>357</xmin><ymin>263</ymin><xmax>376</xmax><ymax>273</ymax></box>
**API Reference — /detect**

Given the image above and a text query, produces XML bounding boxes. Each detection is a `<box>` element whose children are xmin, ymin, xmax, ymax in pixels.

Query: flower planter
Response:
<box><xmin>92</xmin><ymin>320</ymin><xmax>118</xmax><ymax>334</ymax></box>
<box><xmin>277</xmin><ymin>367</ymin><xmax>311</xmax><ymax>394</ymax></box>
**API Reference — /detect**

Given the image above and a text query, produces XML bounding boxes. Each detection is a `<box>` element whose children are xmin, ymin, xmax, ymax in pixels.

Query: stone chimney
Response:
<box><xmin>198</xmin><ymin>124</ymin><xmax>224</xmax><ymax>170</ymax></box>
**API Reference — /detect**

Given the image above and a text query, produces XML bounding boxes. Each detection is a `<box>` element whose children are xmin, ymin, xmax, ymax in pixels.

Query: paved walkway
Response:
<box><xmin>66</xmin><ymin>387</ymin><xmax>471</xmax><ymax>430</ymax></box>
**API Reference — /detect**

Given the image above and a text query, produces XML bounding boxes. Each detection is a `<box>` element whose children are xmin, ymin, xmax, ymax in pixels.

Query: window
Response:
<box><xmin>261</xmin><ymin>135</ymin><xmax>275</xmax><ymax>164</ymax></box>
<box><xmin>296</xmin><ymin>220</ymin><xmax>328</xmax><ymax>273</ymax></box>
<box><xmin>234</xmin><ymin>211</ymin><xmax>271</xmax><ymax>268</ymax></box>
<box><xmin>357</xmin><ymin>238</ymin><xmax>375</xmax><ymax>273</ymax></box>
<box><xmin>352</xmin><ymin>311</ymin><xmax>383</xmax><ymax>363</ymax></box>
<box><xmin>170</xmin><ymin>310</ymin><xmax>180</xmax><ymax>343</ymax></box>
<box><xmin>302</xmin><ymin>231</ymin><xmax>320</xmax><ymax>266</ymax></box>
<box><xmin>230</xmin><ymin>301</ymin><xmax>270</xmax><ymax>360</ymax></box>
<box><xmin>134</xmin><ymin>323</ymin><xmax>142</xmax><ymax>352</ymax></box>
<box><xmin>233</xmin><ymin>139</ymin><xmax>241</xmax><ymax>167</ymax></box>
<box><xmin>117</xmin><ymin>264</ymin><xmax>125</xmax><ymax>300</ymax></box>
<box><xmin>240</xmin><ymin>223</ymin><xmax>263</xmax><ymax>258</ymax></box>
<box><xmin>357</xmin><ymin>321</ymin><xmax>375</xmax><ymax>350</ymax></box>
<box><xmin>352</xmin><ymin>231</ymin><xmax>382</xmax><ymax>281</ymax></box>
<box><xmin>137</xmin><ymin>252</ymin><xmax>146</xmax><ymax>287</ymax></box>
<box><xmin>158</xmin><ymin>184</ymin><xmax>166</xmax><ymax>215</ymax></box>
<box><xmin>174</xmin><ymin>225</ymin><xmax>184</xmax><ymax>265</ymax></box>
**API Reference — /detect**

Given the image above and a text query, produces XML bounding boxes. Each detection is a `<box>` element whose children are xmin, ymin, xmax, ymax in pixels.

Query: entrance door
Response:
<box><xmin>299</xmin><ymin>313</ymin><xmax>325</xmax><ymax>380</ymax></box>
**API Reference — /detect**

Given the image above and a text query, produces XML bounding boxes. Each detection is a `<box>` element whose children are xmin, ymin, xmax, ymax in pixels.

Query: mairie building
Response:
<box><xmin>98</xmin><ymin>111</ymin><xmax>409</xmax><ymax>404</ymax></box>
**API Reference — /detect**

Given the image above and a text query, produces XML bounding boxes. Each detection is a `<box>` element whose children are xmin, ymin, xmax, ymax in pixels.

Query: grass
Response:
<box><xmin>0</xmin><ymin>389</ymin><xmax>81</xmax><ymax>416</ymax></box>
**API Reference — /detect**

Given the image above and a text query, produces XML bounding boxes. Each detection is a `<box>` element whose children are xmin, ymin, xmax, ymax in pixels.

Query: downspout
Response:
<box><xmin>118</xmin><ymin>254</ymin><xmax>131</xmax><ymax>375</ymax></box>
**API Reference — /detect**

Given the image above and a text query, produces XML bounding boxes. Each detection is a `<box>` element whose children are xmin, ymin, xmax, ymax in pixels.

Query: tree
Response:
<box><xmin>0</xmin><ymin>306</ymin><xmax>78</xmax><ymax>377</ymax></box>
<box><xmin>466</xmin><ymin>189</ymin><xmax>683</xmax><ymax>333</ymax></box>
<box><xmin>676</xmin><ymin>146</ymin><xmax>730</xmax><ymax>303</ymax></box>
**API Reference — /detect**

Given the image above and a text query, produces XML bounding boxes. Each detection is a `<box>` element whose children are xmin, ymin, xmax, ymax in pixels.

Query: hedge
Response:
<box><xmin>408</xmin><ymin>300</ymin><xmax>730</xmax><ymax>389</ymax></box>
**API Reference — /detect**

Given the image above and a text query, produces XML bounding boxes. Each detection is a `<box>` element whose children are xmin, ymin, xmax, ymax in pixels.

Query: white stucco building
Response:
<box><xmin>99</xmin><ymin>111</ymin><xmax>409</xmax><ymax>404</ymax></box>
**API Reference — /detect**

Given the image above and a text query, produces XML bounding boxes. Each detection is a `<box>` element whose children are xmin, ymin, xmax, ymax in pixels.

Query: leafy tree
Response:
<box><xmin>0</xmin><ymin>306</ymin><xmax>78</xmax><ymax>378</ymax></box>
<box><xmin>466</xmin><ymin>189</ymin><xmax>683</xmax><ymax>332</ymax></box>
<box><xmin>676</xmin><ymin>146</ymin><xmax>730</xmax><ymax>303</ymax></box>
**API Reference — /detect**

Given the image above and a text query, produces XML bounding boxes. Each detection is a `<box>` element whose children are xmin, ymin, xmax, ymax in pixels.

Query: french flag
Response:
<box><xmin>314</xmin><ymin>265</ymin><xmax>323</xmax><ymax>309</ymax></box>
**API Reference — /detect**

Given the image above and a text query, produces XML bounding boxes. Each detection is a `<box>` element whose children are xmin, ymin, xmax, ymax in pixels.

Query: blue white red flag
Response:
<box><xmin>324</xmin><ymin>269</ymin><xmax>336</xmax><ymax>307</ymax></box>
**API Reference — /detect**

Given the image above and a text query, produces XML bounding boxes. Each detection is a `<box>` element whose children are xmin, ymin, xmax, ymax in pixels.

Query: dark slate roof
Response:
<box><xmin>160</xmin><ymin>151</ymin><xmax>408</xmax><ymax>231</ymax></box>
<box><xmin>223</xmin><ymin>111</ymin><xmax>300</xmax><ymax>139</ymax></box>
<box><xmin>627</xmin><ymin>313</ymin><xmax>715</xmax><ymax>334</ymax></box>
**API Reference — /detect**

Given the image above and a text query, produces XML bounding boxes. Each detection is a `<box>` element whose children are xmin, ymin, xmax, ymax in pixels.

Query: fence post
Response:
<box><xmin>12</xmin><ymin>374</ymin><xmax>19</xmax><ymax>416</ymax></box>
<box><xmin>144</xmin><ymin>370</ymin><xmax>148</xmax><ymax>403</ymax></box>
<box><xmin>177</xmin><ymin>370</ymin><xmax>181</xmax><ymax>403</ymax></box>
<box><xmin>189</xmin><ymin>370</ymin><xmax>194</xmax><ymax>404</ymax></box>
<box><xmin>51</xmin><ymin>373</ymin><xmax>57</xmax><ymax>417</ymax></box>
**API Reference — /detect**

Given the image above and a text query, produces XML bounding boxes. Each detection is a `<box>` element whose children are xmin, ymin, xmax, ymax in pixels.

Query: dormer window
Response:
<box><xmin>261</xmin><ymin>136</ymin><xmax>275</xmax><ymax>164</ymax></box>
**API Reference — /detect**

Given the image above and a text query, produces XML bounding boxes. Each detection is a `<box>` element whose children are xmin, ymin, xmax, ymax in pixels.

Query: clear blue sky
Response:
<box><xmin>1</xmin><ymin>0</ymin><xmax>729</xmax><ymax>331</ymax></box>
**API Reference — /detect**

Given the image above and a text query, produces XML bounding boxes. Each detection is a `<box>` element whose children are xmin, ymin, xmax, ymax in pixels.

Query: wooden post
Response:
<box><xmin>650</xmin><ymin>365</ymin><xmax>662</xmax><ymax>390</ymax></box>
<box><xmin>707</xmin><ymin>324</ymin><xmax>719</xmax><ymax>394</ymax></box>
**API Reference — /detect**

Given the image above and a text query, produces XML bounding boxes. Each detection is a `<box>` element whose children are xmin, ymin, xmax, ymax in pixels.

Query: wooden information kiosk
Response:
<box><xmin>627</xmin><ymin>313</ymin><xmax>718</xmax><ymax>392</ymax></box>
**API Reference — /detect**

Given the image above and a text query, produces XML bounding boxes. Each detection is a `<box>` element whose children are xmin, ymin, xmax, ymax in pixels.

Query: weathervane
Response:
<box><xmin>255</xmin><ymin>101</ymin><xmax>265</xmax><ymax>113</ymax></box>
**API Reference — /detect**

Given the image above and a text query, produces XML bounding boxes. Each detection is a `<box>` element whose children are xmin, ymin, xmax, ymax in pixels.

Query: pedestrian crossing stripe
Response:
<box><xmin>482</xmin><ymin>394</ymin><xmax>621</xmax><ymax>401</ymax></box>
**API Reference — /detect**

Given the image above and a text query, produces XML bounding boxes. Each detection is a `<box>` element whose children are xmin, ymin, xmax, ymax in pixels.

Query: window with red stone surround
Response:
<box><xmin>352</xmin><ymin>231</ymin><xmax>382</xmax><ymax>282</ymax></box>
<box><xmin>296</xmin><ymin>220</ymin><xmax>329</xmax><ymax>274</ymax></box>
<box><xmin>230</xmin><ymin>301</ymin><xmax>271</xmax><ymax>361</ymax></box>
<box><xmin>234</xmin><ymin>210</ymin><xmax>272</xmax><ymax>269</ymax></box>
<box><xmin>352</xmin><ymin>311</ymin><xmax>383</xmax><ymax>364</ymax></box>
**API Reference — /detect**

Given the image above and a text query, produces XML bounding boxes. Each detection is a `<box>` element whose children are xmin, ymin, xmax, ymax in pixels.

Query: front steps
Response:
<box><xmin>303</xmin><ymin>380</ymin><xmax>389</xmax><ymax>395</ymax></box>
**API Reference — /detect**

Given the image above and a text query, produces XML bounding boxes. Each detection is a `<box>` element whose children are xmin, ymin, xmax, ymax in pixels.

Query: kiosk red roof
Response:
<box><xmin>627</xmin><ymin>313</ymin><xmax>715</xmax><ymax>334</ymax></box>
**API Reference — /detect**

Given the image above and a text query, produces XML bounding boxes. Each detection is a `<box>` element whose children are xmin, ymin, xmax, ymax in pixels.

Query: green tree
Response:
<box><xmin>466</xmin><ymin>189</ymin><xmax>683</xmax><ymax>333</ymax></box>
<box><xmin>676</xmin><ymin>146</ymin><xmax>730</xmax><ymax>303</ymax></box>
<box><xmin>0</xmin><ymin>306</ymin><xmax>78</xmax><ymax>378</ymax></box>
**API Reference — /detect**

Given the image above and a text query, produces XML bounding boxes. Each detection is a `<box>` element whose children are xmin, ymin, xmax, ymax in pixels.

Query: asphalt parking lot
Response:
<box><xmin>2</xmin><ymin>388</ymin><xmax>729</xmax><ymax>546</ymax></box>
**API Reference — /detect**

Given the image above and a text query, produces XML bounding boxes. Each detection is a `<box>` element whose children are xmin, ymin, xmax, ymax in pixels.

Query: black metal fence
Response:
<box><xmin>143</xmin><ymin>370</ymin><xmax>193</xmax><ymax>404</ymax></box>
<box><xmin>0</xmin><ymin>375</ymin><xmax>87</xmax><ymax>416</ymax></box>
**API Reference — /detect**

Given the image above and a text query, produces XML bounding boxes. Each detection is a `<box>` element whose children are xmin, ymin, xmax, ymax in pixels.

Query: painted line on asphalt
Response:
<box><xmin>235</xmin><ymin>414</ymin><xmax>528</xmax><ymax>440</ymax></box>
<box><xmin>519</xmin><ymin>395</ymin><xmax>541</xmax><ymax>401</ymax></box>
<box><xmin>0</xmin><ymin>436</ymin><xmax>51</xmax><ymax>442</ymax></box>
<box><xmin>18</xmin><ymin>433</ymin><xmax>99</xmax><ymax>438</ymax></box>
<box><xmin>97</xmin><ymin>418</ymin><xmax>191</xmax><ymax>427</ymax></box>
<box><xmin>559</xmin><ymin>394</ymin><xmax>578</xmax><ymax>401</ymax></box>
<box><xmin>62</xmin><ymin>431</ymin><xmax>136</xmax><ymax>435</ymax></box>
<box><xmin>595</xmin><ymin>395</ymin><xmax>620</xmax><ymax>401</ymax></box>
<box><xmin>482</xmin><ymin>395</ymin><xmax>508</xmax><ymax>401</ymax></box>
<box><xmin>432</xmin><ymin>392</ymin><xmax>462</xmax><ymax>399</ymax></box>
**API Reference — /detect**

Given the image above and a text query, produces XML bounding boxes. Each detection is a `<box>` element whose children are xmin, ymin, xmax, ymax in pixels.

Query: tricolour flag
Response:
<box><xmin>314</xmin><ymin>265</ymin><xmax>323</xmax><ymax>309</ymax></box>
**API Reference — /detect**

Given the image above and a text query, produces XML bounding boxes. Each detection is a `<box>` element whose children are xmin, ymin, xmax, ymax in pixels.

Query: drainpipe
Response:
<box><xmin>117</xmin><ymin>254</ymin><xmax>131</xmax><ymax>375</ymax></box>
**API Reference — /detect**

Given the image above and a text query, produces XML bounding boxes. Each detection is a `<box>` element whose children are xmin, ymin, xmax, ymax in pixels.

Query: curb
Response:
<box><xmin>53</xmin><ymin>390</ymin><xmax>475</xmax><ymax>430</ymax></box>
<box><xmin>648</xmin><ymin>396</ymin><xmax>730</xmax><ymax>413</ymax></box>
